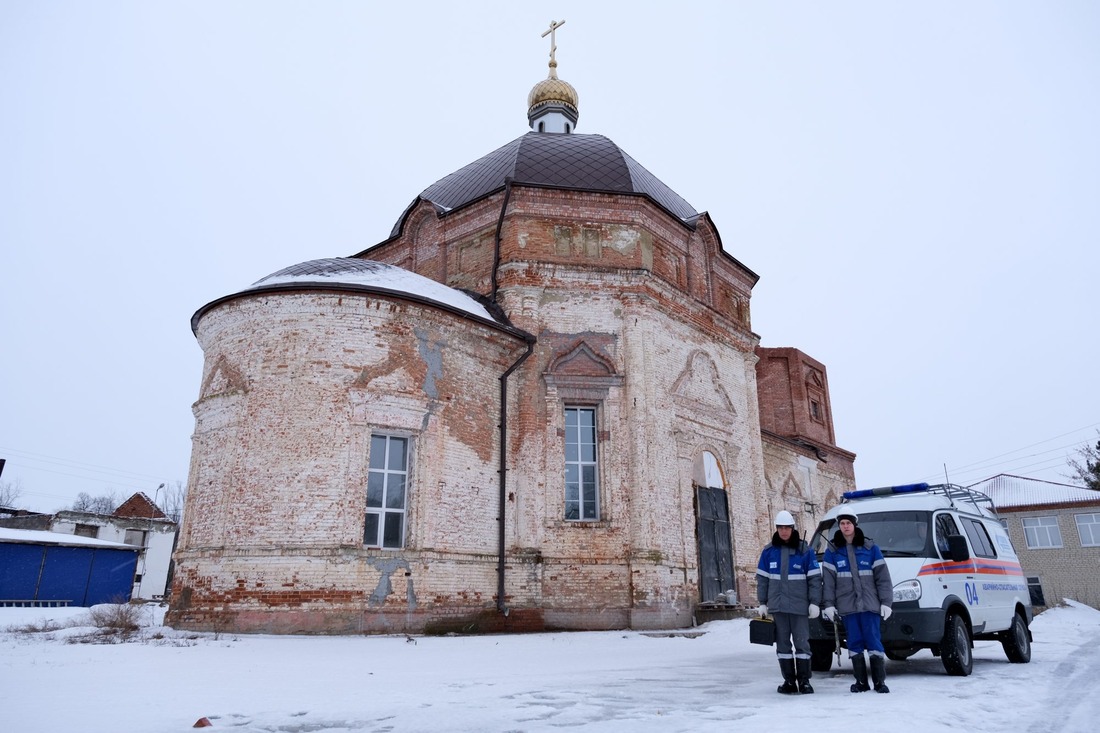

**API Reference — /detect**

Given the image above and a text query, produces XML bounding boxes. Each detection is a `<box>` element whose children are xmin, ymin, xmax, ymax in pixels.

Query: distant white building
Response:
<box><xmin>0</xmin><ymin>492</ymin><xmax>177</xmax><ymax>601</ymax></box>
<box><xmin>969</xmin><ymin>474</ymin><xmax>1100</xmax><ymax>610</ymax></box>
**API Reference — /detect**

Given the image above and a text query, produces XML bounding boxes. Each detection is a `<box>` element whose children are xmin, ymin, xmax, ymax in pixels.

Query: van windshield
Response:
<box><xmin>811</xmin><ymin>510</ymin><xmax>934</xmax><ymax>558</ymax></box>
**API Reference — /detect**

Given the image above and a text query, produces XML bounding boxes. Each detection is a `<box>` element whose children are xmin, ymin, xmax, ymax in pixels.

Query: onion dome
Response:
<box><xmin>527</xmin><ymin>61</ymin><xmax>579</xmax><ymax>132</ymax></box>
<box><xmin>527</xmin><ymin>20</ymin><xmax>578</xmax><ymax>134</ymax></box>
<box><xmin>385</xmin><ymin>20</ymin><xmax>698</xmax><ymax>238</ymax></box>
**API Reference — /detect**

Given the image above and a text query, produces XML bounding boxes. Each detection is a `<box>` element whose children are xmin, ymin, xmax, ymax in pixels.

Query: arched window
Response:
<box><xmin>693</xmin><ymin>450</ymin><xmax>725</xmax><ymax>489</ymax></box>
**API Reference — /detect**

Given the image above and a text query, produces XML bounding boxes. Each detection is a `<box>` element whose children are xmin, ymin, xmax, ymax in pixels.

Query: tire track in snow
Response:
<box><xmin>1028</xmin><ymin>628</ymin><xmax>1100</xmax><ymax>733</ymax></box>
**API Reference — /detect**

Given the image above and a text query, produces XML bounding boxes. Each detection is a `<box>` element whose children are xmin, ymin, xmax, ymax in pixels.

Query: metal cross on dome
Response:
<box><xmin>541</xmin><ymin>19</ymin><xmax>565</xmax><ymax>65</ymax></box>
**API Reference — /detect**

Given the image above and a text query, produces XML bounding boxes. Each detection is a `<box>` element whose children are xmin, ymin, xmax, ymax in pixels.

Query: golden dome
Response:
<box><xmin>528</xmin><ymin>63</ymin><xmax>580</xmax><ymax>110</ymax></box>
<box><xmin>527</xmin><ymin>63</ymin><xmax>579</xmax><ymax>115</ymax></box>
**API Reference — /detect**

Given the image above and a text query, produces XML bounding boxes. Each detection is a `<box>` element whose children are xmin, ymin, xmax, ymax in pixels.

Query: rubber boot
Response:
<box><xmin>796</xmin><ymin>658</ymin><xmax>814</xmax><ymax>694</ymax></box>
<box><xmin>870</xmin><ymin>654</ymin><xmax>890</xmax><ymax>693</ymax></box>
<box><xmin>777</xmin><ymin>658</ymin><xmax>798</xmax><ymax>694</ymax></box>
<box><xmin>850</xmin><ymin>654</ymin><xmax>870</xmax><ymax>693</ymax></box>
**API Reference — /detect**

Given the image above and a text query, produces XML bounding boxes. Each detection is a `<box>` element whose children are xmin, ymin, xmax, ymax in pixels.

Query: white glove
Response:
<box><xmin>757</xmin><ymin>604</ymin><xmax>768</xmax><ymax>618</ymax></box>
<box><xmin>823</xmin><ymin>606</ymin><xmax>837</xmax><ymax>621</ymax></box>
<box><xmin>881</xmin><ymin>604</ymin><xmax>892</xmax><ymax>621</ymax></box>
<box><xmin>808</xmin><ymin>604</ymin><xmax>820</xmax><ymax>619</ymax></box>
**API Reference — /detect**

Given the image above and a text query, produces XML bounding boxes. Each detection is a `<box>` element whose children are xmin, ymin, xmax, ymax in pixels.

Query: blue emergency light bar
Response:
<box><xmin>842</xmin><ymin>482</ymin><xmax>930</xmax><ymax>500</ymax></box>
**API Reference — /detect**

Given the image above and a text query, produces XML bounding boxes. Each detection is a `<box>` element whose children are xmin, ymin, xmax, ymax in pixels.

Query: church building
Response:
<box><xmin>167</xmin><ymin>25</ymin><xmax>856</xmax><ymax>634</ymax></box>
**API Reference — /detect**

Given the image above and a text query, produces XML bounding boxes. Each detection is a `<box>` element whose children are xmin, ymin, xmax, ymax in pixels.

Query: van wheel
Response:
<box><xmin>1001</xmin><ymin>612</ymin><xmax>1031</xmax><ymax>663</ymax></box>
<box><xmin>810</xmin><ymin>640</ymin><xmax>834</xmax><ymax>672</ymax></box>
<box><xmin>941</xmin><ymin>612</ymin><xmax>973</xmax><ymax>676</ymax></box>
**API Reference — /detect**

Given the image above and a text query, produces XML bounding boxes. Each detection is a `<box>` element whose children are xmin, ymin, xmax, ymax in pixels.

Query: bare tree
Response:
<box><xmin>1066</xmin><ymin>431</ymin><xmax>1100</xmax><ymax>490</ymax></box>
<box><xmin>0</xmin><ymin>477</ymin><xmax>24</xmax><ymax>508</ymax></box>
<box><xmin>159</xmin><ymin>480</ymin><xmax>187</xmax><ymax>523</ymax></box>
<box><xmin>71</xmin><ymin>490</ymin><xmax>123</xmax><ymax>515</ymax></box>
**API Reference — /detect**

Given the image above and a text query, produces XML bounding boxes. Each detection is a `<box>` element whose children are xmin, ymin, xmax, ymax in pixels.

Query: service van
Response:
<box><xmin>807</xmin><ymin>482</ymin><xmax>1033</xmax><ymax>676</ymax></box>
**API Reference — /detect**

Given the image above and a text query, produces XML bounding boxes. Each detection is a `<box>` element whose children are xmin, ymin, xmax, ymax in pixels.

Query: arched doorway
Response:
<box><xmin>693</xmin><ymin>451</ymin><xmax>736</xmax><ymax>603</ymax></box>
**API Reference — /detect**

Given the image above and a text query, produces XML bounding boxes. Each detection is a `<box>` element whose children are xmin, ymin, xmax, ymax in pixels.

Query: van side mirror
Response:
<box><xmin>945</xmin><ymin>534</ymin><xmax>970</xmax><ymax>562</ymax></box>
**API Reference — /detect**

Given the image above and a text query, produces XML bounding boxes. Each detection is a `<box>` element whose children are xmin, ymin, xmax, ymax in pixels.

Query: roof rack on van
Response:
<box><xmin>842</xmin><ymin>482</ymin><xmax>999</xmax><ymax>518</ymax></box>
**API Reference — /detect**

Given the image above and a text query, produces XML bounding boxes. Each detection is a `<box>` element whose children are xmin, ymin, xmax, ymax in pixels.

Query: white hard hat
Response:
<box><xmin>774</xmin><ymin>510</ymin><xmax>796</xmax><ymax>527</ymax></box>
<box><xmin>837</xmin><ymin>510</ymin><xmax>859</xmax><ymax>524</ymax></box>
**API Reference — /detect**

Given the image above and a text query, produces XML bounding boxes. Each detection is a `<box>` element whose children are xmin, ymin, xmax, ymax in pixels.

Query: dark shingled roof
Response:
<box><xmin>391</xmin><ymin>132</ymin><xmax>698</xmax><ymax>236</ymax></box>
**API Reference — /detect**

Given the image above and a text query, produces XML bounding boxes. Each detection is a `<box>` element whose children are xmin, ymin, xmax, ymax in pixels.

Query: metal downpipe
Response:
<box><xmin>491</xmin><ymin>176</ymin><xmax>534</xmax><ymax>616</ymax></box>
<box><xmin>496</xmin><ymin>339</ymin><xmax>533</xmax><ymax>614</ymax></box>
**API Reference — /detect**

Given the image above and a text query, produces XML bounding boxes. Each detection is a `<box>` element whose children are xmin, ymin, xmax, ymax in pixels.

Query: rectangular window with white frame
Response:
<box><xmin>564</xmin><ymin>406</ymin><xmax>599</xmax><ymax>521</ymax></box>
<box><xmin>365</xmin><ymin>433</ymin><xmax>408</xmax><ymax>549</ymax></box>
<box><xmin>1022</xmin><ymin>515</ymin><xmax>1062</xmax><ymax>549</ymax></box>
<box><xmin>1075</xmin><ymin>513</ymin><xmax>1100</xmax><ymax>547</ymax></box>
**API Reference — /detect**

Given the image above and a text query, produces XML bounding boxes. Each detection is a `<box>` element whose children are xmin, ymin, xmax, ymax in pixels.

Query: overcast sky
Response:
<box><xmin>2</xmin><ymin>2</ymin><xmax>1098</xmax><ymax>514</ymax></box>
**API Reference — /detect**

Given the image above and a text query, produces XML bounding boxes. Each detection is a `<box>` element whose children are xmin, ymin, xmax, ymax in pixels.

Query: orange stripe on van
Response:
<box><xmin>918</xmin><ymin>559</ymin><xmax>1024</xmax><ymax>577</ymax></box>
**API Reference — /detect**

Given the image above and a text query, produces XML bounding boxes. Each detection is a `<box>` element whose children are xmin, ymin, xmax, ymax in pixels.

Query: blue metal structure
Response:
<box><xmin>0</xmin><ymin>530</ymin><xmax>140</xmax><ymax>606</ymax></box>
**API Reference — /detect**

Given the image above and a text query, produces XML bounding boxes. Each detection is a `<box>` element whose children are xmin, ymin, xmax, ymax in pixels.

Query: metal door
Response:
<box><xmin>696</xmin><ymin>486</ymin><xmax>735</xmax><ymax>602</ymax></box>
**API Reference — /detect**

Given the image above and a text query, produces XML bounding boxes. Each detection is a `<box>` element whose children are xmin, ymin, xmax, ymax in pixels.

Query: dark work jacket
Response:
<box><xmin>822</xmin><ymin>527</ymin><xmax>893</xmax><ymax>615</ymax></box>
<box><xmin>756</xmin><ymin>530</ymin><xmax>823</xmax><ymax>614</ymax></box>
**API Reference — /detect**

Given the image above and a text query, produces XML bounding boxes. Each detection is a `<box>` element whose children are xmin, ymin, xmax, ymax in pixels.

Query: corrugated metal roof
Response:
<box><xmin>967</xmin><ymin>474</ymin><xmax>1100</xmax><ymax>509</ymax></box>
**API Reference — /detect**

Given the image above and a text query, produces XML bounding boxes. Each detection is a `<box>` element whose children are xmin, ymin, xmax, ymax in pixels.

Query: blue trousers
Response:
<box><xmin>843</xmin><ymin>611</ymin><xmax>885</xmax><ymax>657</ymax></box>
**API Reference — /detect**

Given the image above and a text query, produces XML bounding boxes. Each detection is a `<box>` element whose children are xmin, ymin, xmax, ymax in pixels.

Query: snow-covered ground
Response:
<box><xmin>3</xmin><ymin>601</ymin><xmax>1097</xmax><ymax>733</ymax></box>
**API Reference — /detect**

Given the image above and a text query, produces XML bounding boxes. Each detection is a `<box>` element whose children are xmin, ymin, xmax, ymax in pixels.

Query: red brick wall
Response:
<box><xmin>755</xmin><ymin>346</ymin><xmax>837</xmax><ymax>447</ymax></box>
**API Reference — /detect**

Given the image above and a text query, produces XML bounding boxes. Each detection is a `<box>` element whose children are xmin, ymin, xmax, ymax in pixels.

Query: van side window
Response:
<box><xmin>811</xmin><ymin>520</ymin><xmax>836</xmax><ymax>555</ymax></box>
<box><xmin>961</xmin><ymin>517</ymin><xmax>997</xmax><ymax>558</ymax></box>
<box><xmin>935</xmin><ymin>513</ymin><xmax>959</xmax><ymax>557</ymax></box>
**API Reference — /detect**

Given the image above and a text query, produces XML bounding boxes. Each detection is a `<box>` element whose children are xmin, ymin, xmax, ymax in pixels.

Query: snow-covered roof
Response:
<box><xmin>246</xmin><ymin>259</ymin><xmax>493</xmax><ymax>320</ymax></box>
<box><xmin>968</xmin><ymin>474</ymin><xmax>1100</xmax><ymax>509</ymax></box>
<box><xmin>0</xmin><ymin>527</ymin><xmax>138</xmax><ymax>550</ymax></box>
<box><xmin>193</xmin><ymin>258</ymin><xmax>505</xmax><ymax>333</ymax></box>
